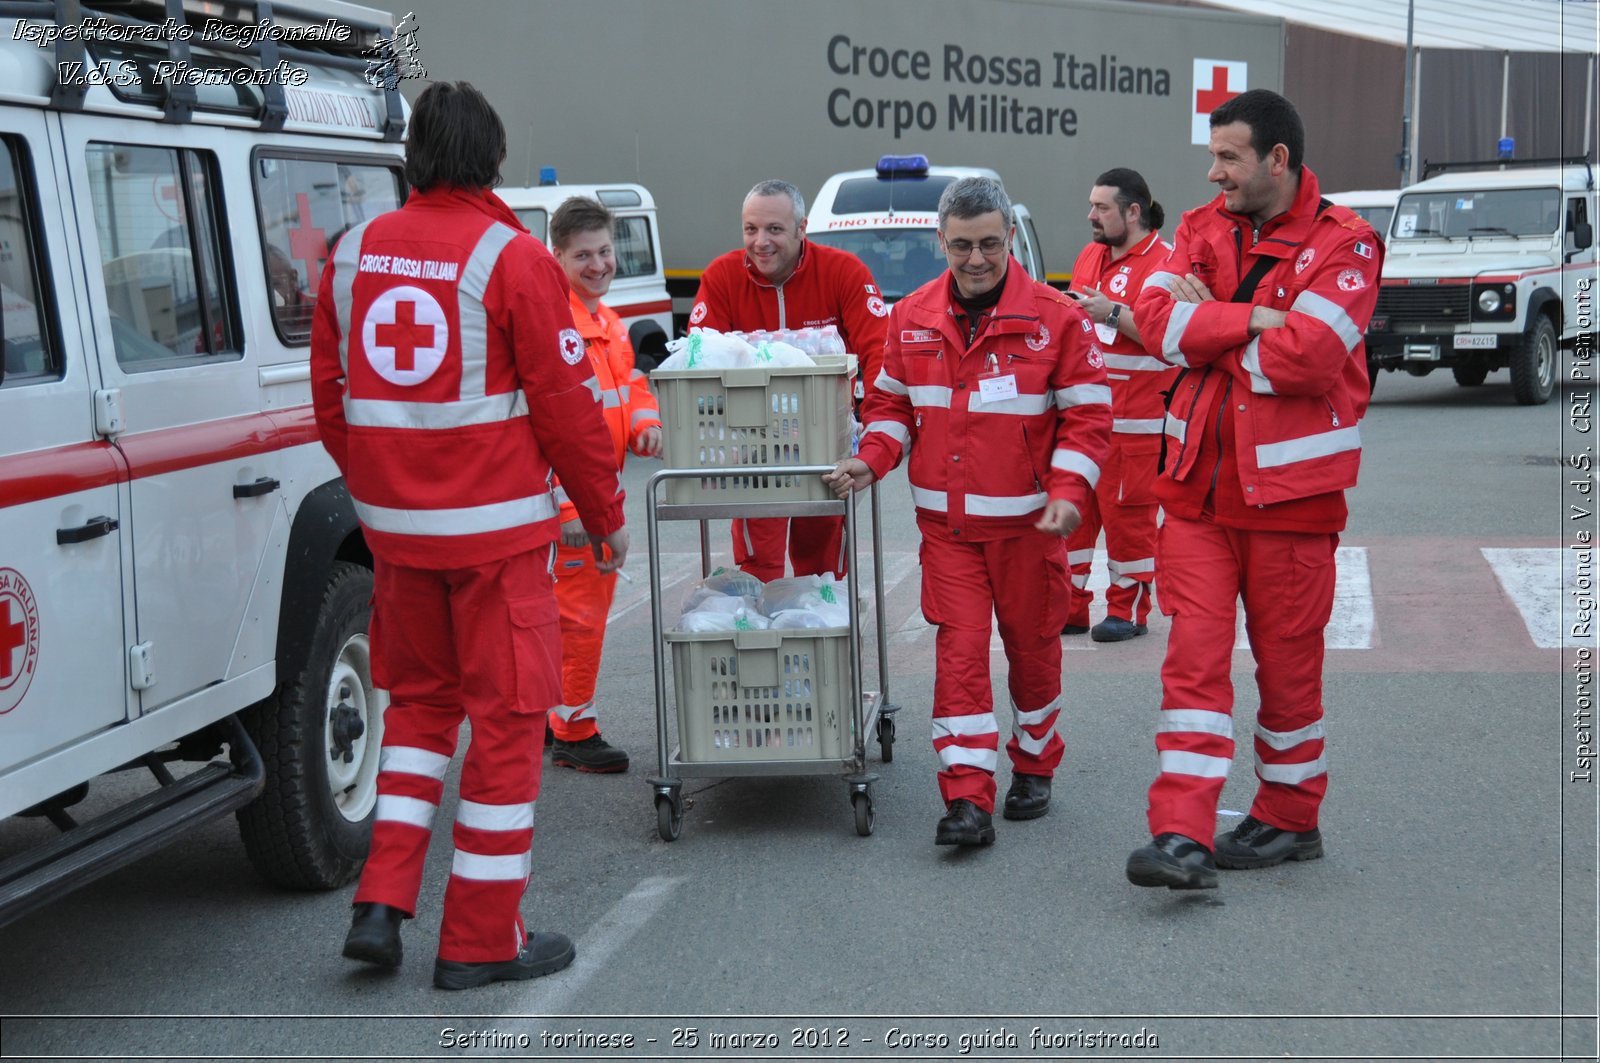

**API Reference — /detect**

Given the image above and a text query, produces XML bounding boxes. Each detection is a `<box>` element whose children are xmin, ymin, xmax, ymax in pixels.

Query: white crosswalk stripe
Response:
<box><xmin>1482</xmin><ymin>547</ymin><xmax>1593</xmax><ymax>649</ymax></box>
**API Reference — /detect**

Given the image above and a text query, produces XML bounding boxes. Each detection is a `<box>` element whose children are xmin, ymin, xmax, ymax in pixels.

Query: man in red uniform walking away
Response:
<box><xmin>1125</xmin><ymin>89</ymin><xmax>1381</xmax><ymax>890</ymax></box>
<box><xmin>691</xmin><ymin>179</ymin><xmax>889</xmax><ymax>581</ymax></box>
<box><xmin>546</xmin><ymin>196</ymin><xmax>663</xmax><ymax>773</ymax></box>
<box><xmin>1060</xmin><ymin>168</ymin><xmax>1174</xmax><ymax>642</ymax></box>
<box><xmin>825</xmin><ymin>177</ymin><xmax>1110</xmax><ymax>845</ymax></box>
<box><xmin>311</xmin><ymin>82</ymin><xmax>628</xmax><ymax>987</ymax></box>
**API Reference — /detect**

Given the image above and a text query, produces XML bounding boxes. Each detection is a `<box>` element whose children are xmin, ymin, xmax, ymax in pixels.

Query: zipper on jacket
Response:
<box><xmin>776</xmin><ymin>285</ymin><xmax>787</xmax><ymax>329</ymax></box>
<box><xmin>1206</xmin><ymin>375</ymin><xmax>1234</xmax><ymax>500</ymax></box>
<box><xmin>1325</xmin><ymin>398</ymin><xmax>1341</xmax><ymax>428</ymax></box>
<box><xmin>1022</xmin><ymin>423</ymin><xmax>1041</xmax><ymax>491</ymax></box>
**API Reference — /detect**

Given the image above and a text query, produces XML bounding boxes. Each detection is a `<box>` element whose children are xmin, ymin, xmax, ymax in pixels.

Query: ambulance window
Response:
<box><xmin>514</xmin><ymin>209</ymin><xmax>549</xmax><ymax>242</ymax></box>
<box><xmin>613</xmin><ymin>215</ymin><xmax>657</xmax><ymax>280</ymax></box>
<box><xmin>86</xmin><ymin>144</ymin><xmax>238</xmax><ymax>370</ymax></box>
<box><xmin>253</xmin><ymin>154</ymin><xmax>403</xmax><ymax>345</ymax></box>
<box><xmin>0</xmin><ymin>138</ymin><xmax>57</xmax><ymax>387</ymax></box>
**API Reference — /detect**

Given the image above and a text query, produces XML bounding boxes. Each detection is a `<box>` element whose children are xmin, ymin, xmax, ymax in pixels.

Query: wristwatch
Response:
<box><xmin>1105</xmin><ymin>303</ymin><xmax>1122</xmax><ymax>329</ymax></box>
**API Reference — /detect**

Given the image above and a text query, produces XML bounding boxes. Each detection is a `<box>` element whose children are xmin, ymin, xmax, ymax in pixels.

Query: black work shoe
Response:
<box><xmin>935</xmin><ymin>799</ymin><xmax>996</xmax><ymax>846</ymax></box>
<box><xmin>550</xmin><ymin>734</ymin><xmax>630</xmax><ymax>773</ymax></box>
<box><xmin>342</xmin><ymin>902</ymin><xmax>405</xmax><ymax>968</ymax></box>
<box><xmin>1002</xmin><ymin>773</ymin><xmax>1051</xmax><ymax>820</ymax></box>
<box><xmin>1061</xmin><ymin>620</ymin><xmax>1090</xmax><ymax>636</ymax></box>
<box><xmin>1091</xmin><ymin>616</ymin><xmax>1148</xmax><ymax>642</ymax></box>
<box><xmin>1125</xmin><ymin>833</ymin><xmax>1218</xmax><ymax>890</ymax></box>
<box><xmin>1214</xmin><ymin>815</ymin><xmax>1324</xmax><ymax>869</ymax></box>
<box><xmin>433</xmin><ymin>931</ymin><xmax>576</xmax><ymax>990</ymax></box>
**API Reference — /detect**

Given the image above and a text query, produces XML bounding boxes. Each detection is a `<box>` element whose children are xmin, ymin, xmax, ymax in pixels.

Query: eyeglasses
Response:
<box><xmin>943</xmin><ymin>237</ymin><xmax>1008</xmax><ymax>258</ymax></box>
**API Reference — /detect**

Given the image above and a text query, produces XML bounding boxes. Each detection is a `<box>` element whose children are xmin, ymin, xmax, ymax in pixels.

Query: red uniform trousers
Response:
<box><xmin>732</xmin><ymin>515</ymin><xmax>846</xmax><ymax>582</ymax></box>
<box><xmin>1064</xmin><ymin>437</ymin><xmax>1161</xmax><ymax>627</ymax></box>
<box><xmin>354</xmin><ymin>548</ymin><xmax>560</xmax><ymax>964</ymax></box>
<box><xmin>920</xmin><ymin>522</ymin><xmax>1071</xmax><ymax>813</ymax></box>
<box><xmin>1148</xmin><ymin>516</ymin><xmax>1336</xmax><ymax>846</ymax></box>
<box><xmin>551</xmin><ymin>541</ymin><xmax>618</xmax><ymax>742</ymax></box>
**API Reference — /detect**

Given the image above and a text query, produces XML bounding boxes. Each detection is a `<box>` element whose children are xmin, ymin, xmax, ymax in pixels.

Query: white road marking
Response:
<box><xmin>1483</xmin><ymin>547</ymin><xmax>1591</xmax><ymax>649</ymax></box>
<box><xmin>490</xmin><ymin>876</ymin><xmax>683</xmax><ymax>1027</ymax></box>
<box><xmin>607</xmin><ymin>553</ymin><xmax>704</xmax><ymax>623</ymax></box>
<box><xmin>1236</xmin><ymin>546</ymin><xmax>1375</xmax><ymax>651</ymax></box>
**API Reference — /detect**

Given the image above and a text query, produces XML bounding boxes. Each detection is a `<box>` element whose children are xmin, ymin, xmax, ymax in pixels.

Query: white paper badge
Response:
<box><xmin>978</xmin><ymin>374</ymin><xmax>1019</xmax><ymax>404</ymax></box>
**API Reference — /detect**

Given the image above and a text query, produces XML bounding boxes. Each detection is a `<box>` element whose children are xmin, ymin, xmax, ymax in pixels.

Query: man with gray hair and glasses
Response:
<box><xmin>825</xmin><ymin>177</ymin><xmax>1110</xmax><ymax>846</ymax></box>
<box><xmin>691</xmin><ymin>179</ymin><xmax>889</xmax><ymax>582</ymax></box>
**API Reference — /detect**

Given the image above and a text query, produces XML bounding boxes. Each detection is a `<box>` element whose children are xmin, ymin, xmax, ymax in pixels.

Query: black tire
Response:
<box><xmin>238</xmin><ymin>562</ymin><xmax>384</xmax><ymax>889</ymax></box>
<box><xmin>1451</xmin><ymin>363</ymin><xmax>1489</xmax><ymax>387</ymax></box>
<box><xmin>656</xmin><ymin>796</ymin><xmax>681</xmax><ymax>842</ymax></box>
<box><xmin>852</xmin><ymin>792</ymin><xmax>875</xmax><ymax>837</ymax></box>
<box><xmin>877</xmin><ymin>714</ymin><xmax>895</xmax><ymax>763</ymax></box>
<box><xmin>1366</xmin><ymin>357</ymin><xmax>1378</xmax><ymax>397</ymax></box>
<box><xmin>1510</xmin><ymin>314</ymin><xmax>1557</xmax><ymax>405</ymax></box>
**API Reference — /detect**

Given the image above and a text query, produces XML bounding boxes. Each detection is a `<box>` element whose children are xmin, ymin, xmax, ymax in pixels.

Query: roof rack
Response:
<box><xmin>1421</xmin><ymin>155</ymin><xmax>1595</xmax><ymax>188</ymax></box>
<box><xmin>0</xmin><ymin>0</ymin><xmax>406</xmax><ymax>140</ymax></box>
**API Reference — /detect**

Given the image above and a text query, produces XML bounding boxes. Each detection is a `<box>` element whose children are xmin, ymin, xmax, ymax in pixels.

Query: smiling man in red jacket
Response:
<box><xmin>312</xmin><ymin>82</ymin><xmax>627</xmax><ymax>987</ymax></box>
<box><xmin>826</xmin><ymin>176</ymin><xmax>1110</xmax><ymax>846</ymax></box>
<box><xmin>1124</xmin><ymin>89</ymin><xmax>1381</xmax><ymax>891</ymax></box>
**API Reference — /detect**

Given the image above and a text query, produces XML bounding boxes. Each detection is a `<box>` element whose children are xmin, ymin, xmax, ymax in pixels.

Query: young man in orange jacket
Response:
<box><xmin>547</xmin><ymin>196</ymin><xmax>663</xmax><ymax>773</ymax></box>
<box><xmin>1125</xmin><ymin>89</ymin><xmax>1381</xmax><ymax>890</ymax></box>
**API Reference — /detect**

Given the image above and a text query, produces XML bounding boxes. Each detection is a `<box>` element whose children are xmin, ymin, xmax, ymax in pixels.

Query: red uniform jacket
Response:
<box><xmin>1132</xmin><ymin>167</ymin><xmax>1381</xmax><ymax>527</ymax></box>
<box><xmin>857</xmin><ymin>262</ymin><xmax>1112</xmax><ymax>540</ymax></box>
<box><xmin>310</xmin><ymin>187</ymin><xmax>624</xmax><ymax>569</ymax></box>
<box><xmin>690</xmin><ymin>241</ymin><xmax>889</xmax><ymax>398</ymax></box>
<box><xmin>1070</xmin><ymin>231</ymin><xmax>1176</xmax><ymax>438</ymax></box>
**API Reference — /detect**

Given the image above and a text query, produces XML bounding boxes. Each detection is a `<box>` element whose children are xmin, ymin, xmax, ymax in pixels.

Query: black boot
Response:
<box><xmin>433</xmin><ymin>931</ymin><xmax>576</xmax><ymax>990</ymax></box>
<box><xmin>342</xmin><ymin>902</ymin><xmax>405</xmax><ymax>968</ymax></box>
<box><xmin>1125</xmin><ymin>833</ymin><xmax>1218</xmax><ymax>890</ymax></box>
<box><xmin>1214</xmin><ymin>815</ymin><xmax>1324</xmax><ymax>869</ymax></box>
<box><xmin>1002</xmin><ymin>773</ymin><xmax>1051</xmax><ymax>820</ymax></box>
<box><xmin>550</xmin><ymin>733</ymin><xmax>630</xmax><ymax>773</ymax></box>
<box><xmin>935</xmin><ymin>799</ymin><xmax>996</xmax><ymax>846</ymax></box>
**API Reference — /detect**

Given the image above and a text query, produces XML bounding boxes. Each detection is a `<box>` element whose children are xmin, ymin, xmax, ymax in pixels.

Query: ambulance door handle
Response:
<box><xmin>233</xmin><ymin>477</ymin><xmax>281</xmax><ymax>499</ymax></box>
<box><xmin>57</xmin><ymin>515</ymin><xmax>119</xmax><ymax>545</ymax></box>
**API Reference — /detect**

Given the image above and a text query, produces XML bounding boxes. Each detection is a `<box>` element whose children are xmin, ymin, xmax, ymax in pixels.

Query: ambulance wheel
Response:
<box><xmin>238</xmin><ymin>562</ymin><xmax>387</xmax><ymax>890</ymax></box>
<box><xmin>1451</xmin><ymin>363</ymin><xmax>1489</xmax><ymax>387</ymax></box>
<box><xmin>656</xmin><ymin>795</ymin><xmax>682</xmax><ymax>842</ymax></box>
<box><xmin>1510</xmin><ymin>314</ymin><xmax>1557</xmax><ymax>406</ymax></box>
<box><xmin>852</xmin><ymin>792</ymin><xmax>875</xmax><ymax>836</ymax></box>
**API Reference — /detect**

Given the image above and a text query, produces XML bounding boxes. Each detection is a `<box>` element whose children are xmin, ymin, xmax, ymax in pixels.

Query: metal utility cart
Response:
<box><xmin>643</xmin><ymin>353</ymin><xmax>896</xmax><ymax>840</ymax></box>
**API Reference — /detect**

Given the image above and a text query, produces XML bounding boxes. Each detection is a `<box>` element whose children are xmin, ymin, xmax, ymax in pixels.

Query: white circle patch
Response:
<box><xmin>361</xmin><ymin>286</ymin><xmax>448</xmax><ymax>386</ymax></box>
<box><xmin>1087</xmin><ymin>346</ymin><xmax>1106</xmax><ymax>369</ymax></box>
<box><xmin>1336</xmin><ymin>269</ymin><xmax>1368</xmax><ymax>292</ymax></box>
<box><xmin>558</xmin><ymin>328</ymin><xmax>585</xmax><ymax>365</ymax></box>
<box><xmin>689</xmin><ymin>301</ymin><xmax>708</xmax><ymax>325</ymax></box>
<box><xmin>867</xmin><ymin>296</ymin><xmax>887</xmax><ymax>318</ymax></box>
<box><xmin>0</xmin><ymin>567</ymin><xmax>40</xmax><ymax>716</ymax></box>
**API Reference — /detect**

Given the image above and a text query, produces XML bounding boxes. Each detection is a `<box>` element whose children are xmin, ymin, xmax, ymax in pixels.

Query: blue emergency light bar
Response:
<box><xmin>876</xmin><ymin>154</ymin><xmax>929</xmax><ymax>178</ymax></box>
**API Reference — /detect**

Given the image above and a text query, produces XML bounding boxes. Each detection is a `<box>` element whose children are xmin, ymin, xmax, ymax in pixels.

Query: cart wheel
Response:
<box><xmin>877</xmin><ymin>715</ymin><xmax>896</xmax><ymax>763</ymax></box>
<box><xmin>852</xmin><ymin>792</ymin><xmax>875</xmax><ymax>836</ymax></box>
<box><xmin>656</xmin><ymin>795</ymin><xmax>682</xmax><ymax>842</ymax></box>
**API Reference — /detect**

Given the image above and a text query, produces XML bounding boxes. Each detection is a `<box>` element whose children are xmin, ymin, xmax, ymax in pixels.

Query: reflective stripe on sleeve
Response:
<box><xmin>375</xmin><ymin>794</ymin><xmax>436</xmax><ymax>829</ymax></box>
<box><xmin>355</xmin><ymin>492</ymin><xmax>558</xmax><ymax>536</ymax></box>
<box><xmin>1254</xmin><ymin>753</ymin><xmax>1328</xmax><ymax>785</ymax></box>
<box><xmin>331</xmin><ymin>220</ymin><xmax>374</xmax><ymax>374</ymax></box>
<box><xmin>1143</xmin><ymin>271</ymin><xmax>1180</xmax><ymax>294</ymax></box>
<box><xmin>630</xmin><ymin>408</ymin><xmax>658</xmax><ymax>429</ymax></box>
<box><xmin>1164</xmin><ymin>412</ymin><xmax>1188</xmax><ymax>444</ymax></box>
<box><xmin>1161</xmin><ymin>301</ymin><xmax>1196</xmax><ymax>367</ymax></box>
<box><xmin>1292</xmin><ymin>290</ymin><xmax>1364</xmax><ymax>352</ymax></box>
<box><xmin>456</xmin><ymin>798</ymin><xmax>537</xmax><ymax>832</ymax></box>
<box><xmin>450</xmin><ymin>848</ymin><xmax>532</xmax><ymax>881</ymax></box>
<box><xmin>1055</xmin><ymin>383</ymin><xmax>1112</xmax><ymax>409</ymax></box>
<box><xmin>864</xmin><ymin>420</ymin><xmax>911</xmax><ymax>446</ymax></box>
<box><xmin>1103</xmin><ymin>353</ymin><xmax>1170</xmax><ymax>373</ymax></box>
<box><xmin>1241</xmin><ymin>337</ymin><xmax>1276</xmax><ymax>395</ymax></box>
<box><xmin>875</xmin><ymin>369</ymin><xmax>909</xmax><ymax>396</ymax></box>
<box><xmin>379</xmin><ymin>745</ymin><xmax>451</xmax><ymax>779</ymax></box>
<box><xmin>1255</xmin><ymin>424</ymin><xmax>1361</xmax><ymax>469</ymax></box>
<box><xmin>1051</xmin><ymin>449</ymin><xmax>1102</xmax><ymax>488</ymax></box>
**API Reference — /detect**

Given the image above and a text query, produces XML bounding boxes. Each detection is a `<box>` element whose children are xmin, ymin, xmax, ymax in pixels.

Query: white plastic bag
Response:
<box><xmin>768</xmin><ymin>609</ymin><xmax>843</xmax><ymax>630</ymax></box>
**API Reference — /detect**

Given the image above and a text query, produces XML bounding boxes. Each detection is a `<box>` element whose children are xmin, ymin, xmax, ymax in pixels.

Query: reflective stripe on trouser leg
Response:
<box><xmin>731</xmin><ymin>517</ymin><xmax>789</xmax><ymax>582</ymax></box>
<box><xmin>355</xmin><ymin>560</ymin><xmax>463</xmax><ymax>915</ymax></box>
<box><xmin>552</xmin><ymin>540</ymin><xmax>618</xmax><ymax>740</ymax></box>
<box><xmin>1062</xmin><ymin>492</ymin><xmax>1101</xmax><ymax>626</ymax></box>
<box><xmin>437</xmin><ymin>549</ymin><xmax>558</xmax><ymax>964</ymax></box>
<box><xmin>788</xmin><ymin>514</ymin><xmax>848</xmax><ymax>580</ymax></box>
<box><xmin>1240</xmin><ymin>530</ymin><xmax>1337</xmax><ymax>832</ymax></box>
<box><xmin>1147</xmin><ymin>517</ymin><xmax>1241</xmax><ymax>845</ymax></box>
<box><xmin>994</xmin><ymin>533</ymin><xmax>1069</xmax><ymax>776</ymax></box>
<box><xmin>1101</xmin><ymin>439</ymin><xmax>1160</xmax><ymax>624</ymax></box>
<box><xmin>921</xmin><ymin>530</ymin><xmax>1001</xmax><ymax>812</ymax></box>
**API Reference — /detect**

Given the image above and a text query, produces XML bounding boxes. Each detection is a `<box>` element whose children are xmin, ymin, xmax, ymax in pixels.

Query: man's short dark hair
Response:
<box><xmin>1095</xmin><ymin>167</ymin><xmax>1165</xmax><ymax>231</ymax></box>
<box><xmin>404</xmin><ymin>81</ymin><xmax>506</xmax><ymax>192</ymax></box>
<box><xmin>1210</xmin><ymin>88</ymin><xmax>1304</xmax><ymax>173</ymax></box>
<box><xmin>549</xmin><ymin>196</ymin><xmax>614</xmax><ymax>251</ymax></box>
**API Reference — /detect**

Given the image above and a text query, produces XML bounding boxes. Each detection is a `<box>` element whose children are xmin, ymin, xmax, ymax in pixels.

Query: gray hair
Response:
<box><xmin>745</xmin><ymin>179</ymin><xmax>806</xmax><ymax>225</ymax></box>
<box><xmin>938</xmin><ymin>176</ymin><xmax>1011</xmax><ymax>229</ymax></box>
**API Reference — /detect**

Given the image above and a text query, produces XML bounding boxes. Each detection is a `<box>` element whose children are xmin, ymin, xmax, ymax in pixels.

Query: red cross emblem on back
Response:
<box><xmin>361</xmin><ymin>286</ymin><xmax>449</xmax><ymax>385</ymax></box>
<box><xmin>376</xmin><ymin>301</ymin><xmax>435</xmax><ymax>372</ymax></box>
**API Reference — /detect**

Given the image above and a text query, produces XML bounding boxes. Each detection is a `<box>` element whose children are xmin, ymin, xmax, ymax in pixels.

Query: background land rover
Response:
<box><xmin>807</xmin><ymin>155</ymin><xmax>1046</xmax><ymax>304</ymax></box>
<box><xmin>1364</xmin><ymin>158</ymin><xmax>1596</xmax><ymax>406</ymax></box>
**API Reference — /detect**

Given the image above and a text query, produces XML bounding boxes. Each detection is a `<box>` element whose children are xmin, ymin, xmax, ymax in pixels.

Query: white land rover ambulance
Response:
<box><xmin>1365</xmin><ymin>158</ymin><xmax>1597</xmax><ymax>405</ymax></box>
<box><xmin>498</xmin><ymin>180</ymin><xmax>673</xmax><ymax>370</ymax></box>
<box><xmin>807</xmin><ymin>154</ymin><xmax>1046</xmax><ymax>303</ymax></box>
<box><xmin>0</xmin><ymin>0</ymin><xmax>410</xmax><ymax>925</ymax></box>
